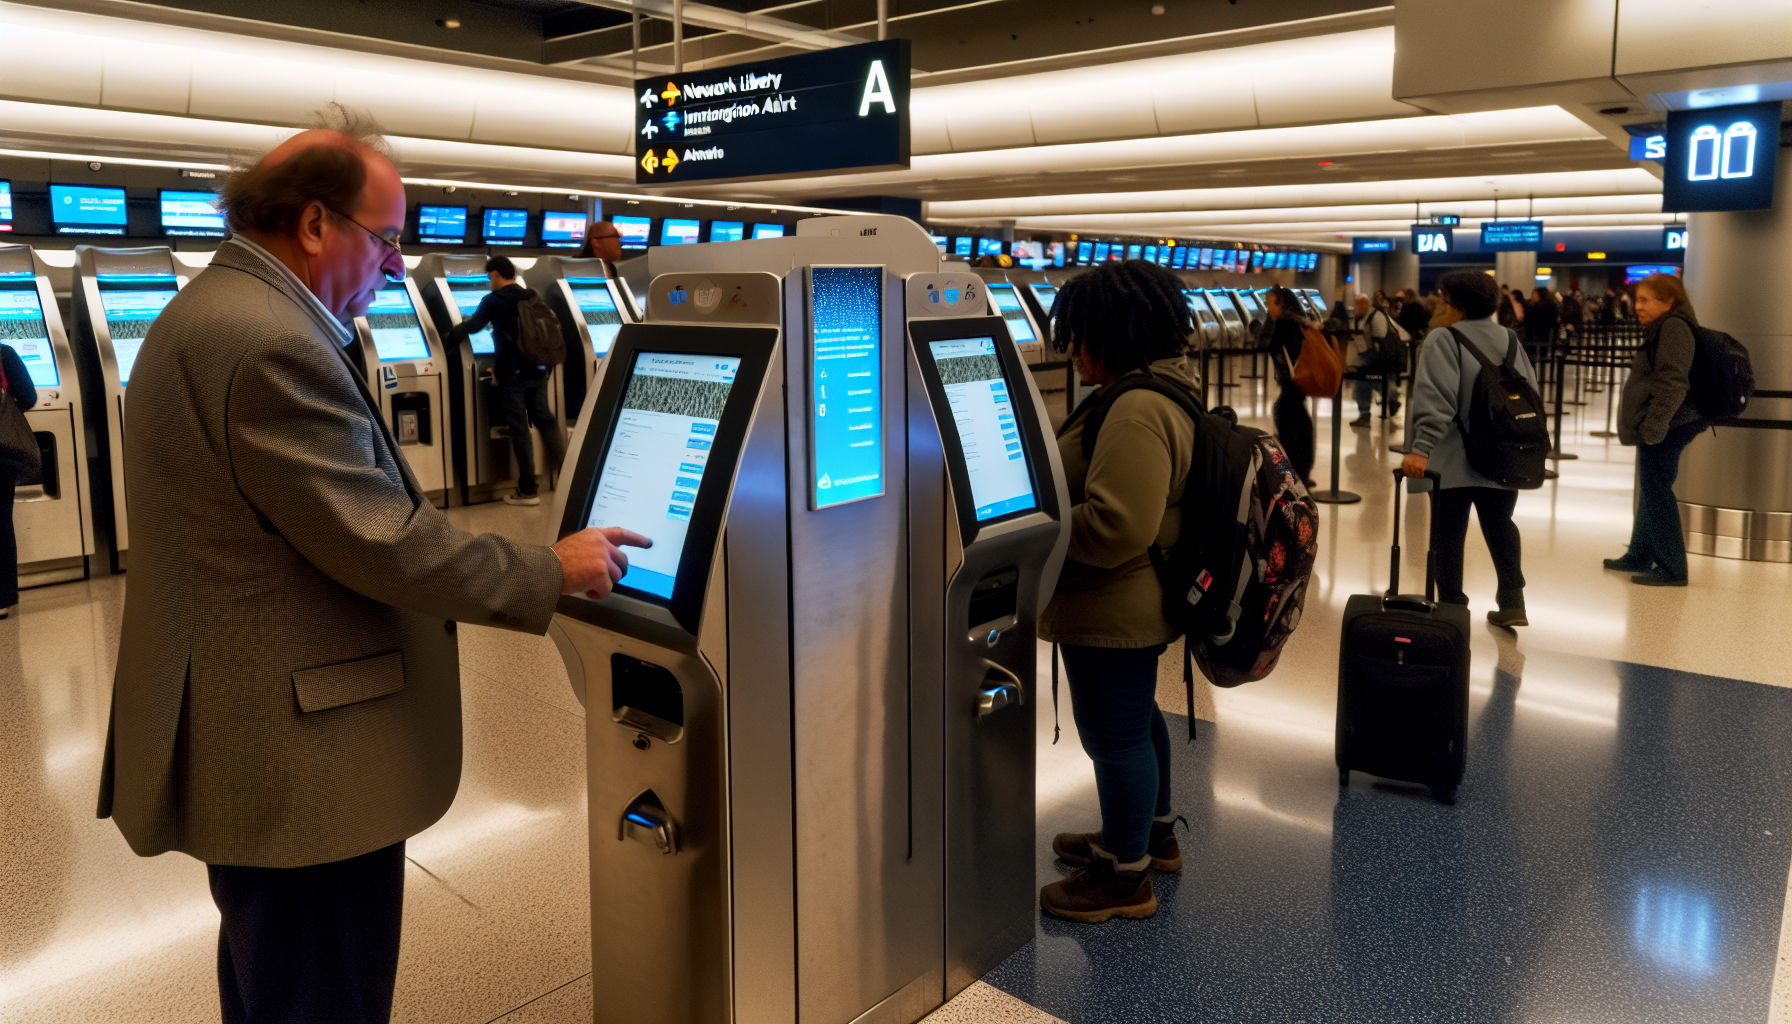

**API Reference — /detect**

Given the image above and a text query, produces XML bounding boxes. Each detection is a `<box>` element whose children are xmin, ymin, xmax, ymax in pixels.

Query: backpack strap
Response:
<box><xmin>1050</xmin><ymin>642</ymin><xmax>1061</xmax><ymax>745</ymax></box>
<box><xmin>1078</xmin><ymin>369</ymin><xmax>1204</xmax><ymax>461</ymax></box>
<box><xmin>1446</xmin><ymin>325</ymin><xmax>1498</xmax><ymax>372</ymax></box>
<box><xmin>1183</xmin><ymin>641</ymin><xmax>1198</xmax><ymax>744</ymax></box>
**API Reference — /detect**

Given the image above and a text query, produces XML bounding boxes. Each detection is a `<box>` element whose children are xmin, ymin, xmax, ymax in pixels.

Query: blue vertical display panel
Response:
<box><xmin>806</xmin><ymin>265</ymin><xmax>883</xmax><ymax>509</ymax></box>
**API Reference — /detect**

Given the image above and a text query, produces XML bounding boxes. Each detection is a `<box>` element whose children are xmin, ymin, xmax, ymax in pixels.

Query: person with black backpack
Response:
<box><xmin>447</xmin><ymin>255</ymin><xmax>566</xmax><ymax>506</ymax></box>
<box><xmin>1350</xmin><ymin>292</ymin><xmax>1405</xmax><ymax>427</ymax></box>
<box><xmin>1401</xmin><ymin>270</ymin><xmax>1542</xmax><ymax>628</ymax></box>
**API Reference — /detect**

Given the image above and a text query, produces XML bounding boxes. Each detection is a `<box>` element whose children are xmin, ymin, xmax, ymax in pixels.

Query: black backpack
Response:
<box><xmin>1648</xmin><ymin>316</ymin><xmax>1755</xmax><ymax>421</ymax></box>
<box><xmin>1446</xmin><ymin>326</ymin><xmax>1550</xmax><ymax>489</ymax></box>
<box><xmin>512</xmin><ymin>290</ymin><xmax>566</xmax><ymax>369</ymax></box>
<box><xmin>1075</xmin><ymin>372</ymin><xmax>1318</xmax><ymax>736</ymax></box>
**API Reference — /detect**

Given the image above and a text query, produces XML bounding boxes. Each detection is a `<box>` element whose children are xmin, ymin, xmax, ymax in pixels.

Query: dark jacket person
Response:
<box><xmin>447</xmin><ymin>256</ymin><xmax>566</xmax><ymax>504</ymax></box>
<box><xmin>0</xmin><ymin>341</ymin><xmax>37</xmax><ymax>616</ymax></box>
<box><xmin>1265</xmin><ymin>287</ymin><xmax>1315</xmax><ymax>484</ymax></box>
<box><xmin>96</xmin><ymin>105</ymin><xmax>645</xmax><ymax>1024</ymax></box>
<box><xmin>1609</xmin><ymin>273</ymin><xmax>1702</xmax><ymax>586</ymax></box>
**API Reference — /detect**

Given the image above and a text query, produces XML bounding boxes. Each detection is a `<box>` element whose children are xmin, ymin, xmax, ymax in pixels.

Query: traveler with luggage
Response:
<box><xmin>1265</xmin><ymin>286</ymin><xmax>1316</xmax><ymax>486</ymax></box>
<box><xmin>1401</xmin><ymin>270</ymin><xmax>1543</xmax><ymax>627</ymax></box>
<box><xmin>1610</xmin><ymin>273</ymin><xmax>1706</xmax><ymax>587</ymax></box>
<box><xmin>1350</xmin><ymin>293</ymin><xmax>1405</xmax><ymax>427</ymax></box>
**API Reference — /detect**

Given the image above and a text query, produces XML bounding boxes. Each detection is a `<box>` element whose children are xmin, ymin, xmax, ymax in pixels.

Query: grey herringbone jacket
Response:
<box><xmin>97</xmin><ymin>239</ymin><xmax>563</xmax><ymax>868</ymax></box>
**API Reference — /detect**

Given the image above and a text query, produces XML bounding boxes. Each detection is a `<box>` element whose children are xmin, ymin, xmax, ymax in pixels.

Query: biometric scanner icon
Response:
<box><xmin>0</xmin><ymin>245</ymin><xmax>97</xmax><ymax>588</ymax></box>
<box><xmin>68</xmin><ymin>245</ymin><xmax>188</xmax><ymax>573</ymax></box>
<box><xmin>351</xmin><ymin>276</ymin><xmax>452</xmax><ymax>507</ymax></box>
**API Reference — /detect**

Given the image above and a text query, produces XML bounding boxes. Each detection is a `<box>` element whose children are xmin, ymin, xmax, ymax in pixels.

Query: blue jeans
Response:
<box><xmin>1628</xmin><ymin>419</ymin><xmax>1704</xmax><ymax>581</ymax></box>
<box><xmin>1061</xmin><ymin>643</ymin><xmax>1173</xmax><ymax>862</ymax></box>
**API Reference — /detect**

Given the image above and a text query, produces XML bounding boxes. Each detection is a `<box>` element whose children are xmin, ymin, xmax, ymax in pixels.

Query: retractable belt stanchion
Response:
<box><xmin>1548</xmin><ymin>341</ymin><xmax>1577</xmax><ymax>465</ymax></box>
<box><xmin>1312</xmin><ymin>366</ymin><xmax>1361</xmax><ymax>504</ymax></box>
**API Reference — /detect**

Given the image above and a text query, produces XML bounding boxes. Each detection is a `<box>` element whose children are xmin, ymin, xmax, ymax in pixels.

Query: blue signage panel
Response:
<box><xmin>807</xmin><ymin>265</ymin><xmax>884</xmax><ymax>509</ymax></box>
<box><xmin>1480</xmin><ymin>220</ymin><xmax>1543</xmax><ymax>251</ymax></box>
<box><xmin>637</xmin><ymin>39</ymin><xmax>909</xmax><ymax>185</ymax></box>
<box><xmin>1663</xmin><ymin>101</ymin><xmax>1781</xmax><ymax>212</ymax></box>
<box><xmin>1629</xmin><ymin>132</ymin><xmax>1667</xmax><ymax>161</ymax></box>
<box><xmin>1411</xmin><ymin>225</ymin><xmax>1454</xmax><ymax>254</ymax></box>
<box><xmin>1352</xmin><ymin>237</ymin><xmax>1394</xmax><ymax>254</ymax></box>
<box><xmin>1664</xmin><ymin>225</ymin><xmax>1688</xmax><ymax>251</ymax></box>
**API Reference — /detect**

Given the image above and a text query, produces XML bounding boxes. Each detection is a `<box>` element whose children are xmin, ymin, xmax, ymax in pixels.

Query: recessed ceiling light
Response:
<box><xmin>437</xmin><ymin>18</ymin><xmax>461</xmax><ymax>28</ymax></box>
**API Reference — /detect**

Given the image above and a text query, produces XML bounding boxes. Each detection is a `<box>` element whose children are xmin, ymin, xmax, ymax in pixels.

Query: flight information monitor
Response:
<box><xmin>977</xmin><ymin>238</ymin><xmax>1003</xmax><ymax>258</ymax></box>
<box><xmin>569</xmin><ymin>280</ymin><xmax>624</xmax><ymax>355</ymax></box>
<box><xmin>159</xmin><ymin>190</ymin><xmax>225</xmax><ymax>237</ymax></box>
<box><xmin>418</xmin><ymin>205</ymin><xmax>467</xmax><ymax>244</ymax></box>
<box><xmin>0</xmin><ymin>180</ymin><xmax>10</xmax><ymax>231</ymax></box>
<box><xmin>660</xmin><ymin>219</ymin><xmax>701</xmax><ymax>245</ymax></box>
<box><xmin>1143</xmin><ymin>245</ymin><xmax>1157</xmax><ymax>264</ymax></box>
<box><xmin>752</xmin><ymin>223</ymin><xmax>786</xmax><ymax>239</ymax></box>
<box><xmin>953</xmin><ymin>237</ymin><xmax>973</xmax><ymax>258</ymax></box>
<box><xmin>96</xmin><ymin>275</ymin><xmax>178</xmax><ymax>384</ymax></box>
<box><xmin>613</xmin><ymin>215</ymin><xmax>652</xmax><ymax>250</ymax></box>
<box><xmin>709</xmin><ymin>220</ymin><xmax>744</xmax><ymax>242</ymax></box>
<box><xmin>1076</xmin><ymin>241</ymin><xmax>1092</xmax><ymax>263</ymax></box>
<box><xmin>542</xmin><ymin>211</ymin><xmax>588</xmax><ymax>248</ymax></box>
<box><xmin>807</xmin><ymin>265</ymin><xmax>883</xmax><ymax>509</ymax></box>
<box><xmin>482</xmin><ymin>208</ymin><xmax>529</xmax><ymax>244</ymax></box>
<box><xmin>1171</xmin><ymin>247</ymin><xmax>1187</xmax><ymax>268</ymax></box>
<box><xmin>928</xmin><ymin>337</ymin><xmax>1037</xmax><ymax>521</ymax></box>
<box><xmin>445</xmin><ymin>274</ymin><xmax>497</xmax><ymax>354</ymax></box>
<box><xmin>364</xmin><ymin>281</ymin><xmax>431</xmax><ymax>362</ymax></box>
<box><xmin>1093</xmin><ymin>243</ymin><xmax>1111</xmax><ymax>262</ymax></box>
<box><xmin>0</xmin><ymin>285</ymin><xmax>57</xmax><ymax>387</ymax></box>
<box><xmin>1126</xmin><ymin>244</ymin><xmax>1142</xmax><ymax>260</ymax></box>
<box><xmin>52</xmin><ymin>185</ymin><xmax>128</xmax><ymax>235</ymax></box>
<box><xmin>985</xmin><ymin>284</ymin><xmax>1036</xmax><ymax>344</ymax></box>
<box><xmin>586</xmin><ymin>352</ymin><xmax>743</xmax><ymax>600</ymax></box>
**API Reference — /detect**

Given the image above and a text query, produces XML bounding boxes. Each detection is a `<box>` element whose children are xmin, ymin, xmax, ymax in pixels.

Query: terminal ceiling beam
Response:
<box><xmin>561</xmin><ymin>0</ymin><xmax>863</xmax><ymax>52</ymax></box>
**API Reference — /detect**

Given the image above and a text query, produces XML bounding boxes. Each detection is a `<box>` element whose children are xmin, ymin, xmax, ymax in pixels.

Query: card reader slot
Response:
<box><xmin>967</xmin><ymin>566</ymin><xmax>1019</xmax><ymax>631</ymax></box>
<box><xmin>612</xmin><ymin>652</ymin><xmax>684</xmax><ymax>743</ymax></box>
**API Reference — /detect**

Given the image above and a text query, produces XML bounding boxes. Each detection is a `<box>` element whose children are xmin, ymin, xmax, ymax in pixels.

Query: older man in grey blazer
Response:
<box><xmin>96</xmin><ymin>107</ymin><xmax>641</xmax><ymax>1024</ymax></box>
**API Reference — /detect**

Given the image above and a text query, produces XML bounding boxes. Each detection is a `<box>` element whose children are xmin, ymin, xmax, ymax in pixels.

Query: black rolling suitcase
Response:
<box><xmin>1336</xmin><ymin>469</ymin><xmax>1470</xmax><ymax>802</ymax></box>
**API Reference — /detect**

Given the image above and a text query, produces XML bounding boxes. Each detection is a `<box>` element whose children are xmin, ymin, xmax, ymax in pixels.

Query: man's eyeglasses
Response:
<box><xmin>323</xmin><ymin>204</ymin><xmax>403</xmax><ymax>256</ymax></box>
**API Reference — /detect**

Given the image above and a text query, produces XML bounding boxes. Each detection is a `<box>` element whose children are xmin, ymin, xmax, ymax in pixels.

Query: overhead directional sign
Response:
<box><xmin>635</xmin><ymin>39</ymin><xmax>910</xmax><ymax>185</ymax></box>
<box><xmin>1411</xmin><ymin>225</ymin><xmax>1454</xmax><ymax>254</ymax></box>
<box><xmin>1662</xmin><ymin>101</ymin><xmax>1781</xmax><ymax>212</ymax></box>
<box><xmin>1480</xmin><ymin>220</ymin><xmax>1543</xmax><ymax>251</ymax></box>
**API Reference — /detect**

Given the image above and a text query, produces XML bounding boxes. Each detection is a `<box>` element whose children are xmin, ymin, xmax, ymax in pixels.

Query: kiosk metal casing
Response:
<box><xmin>539</xmin><ymin>256</ymin><xmax>635</xmax><ymax>424</ymax></box>
<box><xmin>352</xmin><ymin>276</ymin><xmax>452</xmax><ymax>507</ymax></box>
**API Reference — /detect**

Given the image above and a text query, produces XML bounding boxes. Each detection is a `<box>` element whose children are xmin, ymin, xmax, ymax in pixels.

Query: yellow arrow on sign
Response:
<box><xmin>662</xmin><ymin>149</ymin><xmax>680</xmax><ymax>172</ymax></box>
<box><xmin>660</xmin><ymin>81</ymin><xmax>681</xmax><ymax>104</ymax></box>
<box><xmin>641</xmin><ymin>149</ymin><xmax>659</xmax><ymax>174</ymax></box>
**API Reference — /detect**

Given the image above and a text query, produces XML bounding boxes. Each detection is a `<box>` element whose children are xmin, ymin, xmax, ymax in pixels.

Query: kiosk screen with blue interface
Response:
<box><xmin>96</xmin><ymin>276</ymin><xmax>178</xmax><ymax>384</ymax></box>
<box><xmin>0</xmin><ymin>288</ymin><xmax>57</xmax><ymax>387</ymax></box>
<box><xmin>612</xmin><ymin>216</ymin><xmax>651</xmax><ymax>249</ymax></box>
<box><xmin>51</xmin><ymin>185</ymin><xmax>128</xmax><ymax>235</ymax></box>
<box><xmin>446</xmin><ymin>275</ymin><xmax>497</xmax><ymax>354</ymax></box>
<box><xmin>986</xmin><ymin>284</ymin><xmax>1036</xmax><ymax>344</ymax></box>
<box><xmin>0</xmin><ymin>181</ymin><xmax>11</xmax><ymax>231</ymax></box>
<box><xmin>541</xmin><ymin>212</ymin><xmax>588</xmax><ymax>248</ymax></box>
<box><xmin>586</xmin><ymin>352</ymin><xmax>743</xmax><ymax>599</ymax></box>
<box><xmin>482</xmin><ymin>208</ymin><xmax>528</xmax><ymax>243</ymax></box>
<box><xmin>418</xmin><ymin>205</ymin><xmax>467</xmax><ymax>244</ymax></box>
<box><xmin>807</xmin><ymin>265</ymin><xmax>883</xmax><ymax>509</ymax></box>
<box><xmin>752</xmin><ymin>223</ymin><xmax>786</xmax><ymax>239</ymax></box>
<box><xmin>159</xmin><ymin>191</ymin><xmax>225</xmax><ymax>237</ymax></box>
<box><xmin>365</xmin><ymin>283</ymin><xmax>430</xmax><ymax>362</ymax></box>
<box><xmin>570</xmin><ymin>281</ymin><xmax>623</xmax><ymax>354</ymax></box>
<box><xmin>929</xmin><ymin>337</ymin><xmax>1037</xmax><ymax>521</ymax></box>
<box><xmin>709</xmin><ymin>221</ymin><xmax>744</xmax><ymax>242</ymax></box>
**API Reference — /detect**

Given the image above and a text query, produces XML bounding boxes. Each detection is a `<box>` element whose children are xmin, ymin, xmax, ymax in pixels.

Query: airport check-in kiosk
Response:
<box><xmin>1229</xmin><ymin>288</ymin><xmax>1267</xmax><ymax>336</ymax></box>
<box><xmin>1204</xmin><ymin>289</ymin><xmax>1247</xmax><ymax>347</ymax></box>
<box><xmin>546</xmin><ymin>216</ymin><xmax>1066</xmax><ymax>1024</ymax></box>
<box><xmin>0</xmin><ymin>246</ymin><xmax>95</xmax><ymax>586</ymax></box>
<box><xmin>353</xmin><ymin>276</ymin><xmax>451</xmax><ymax>507</ymax></box>
<box><xmin>416</xmin><ymin>254</ymin><xmax>566</xmax><ymax>505</ymax></box>
<box><xmin>1184</xmin><ymin>289</ymin><xmax>1224</xmax><ymax>350</ymax></box>
<box><xmin>978</xmin><ymin>277</ymin><xmax>1046</xmax><ymax>366</ymax></box>
<box><xmin>69</xmin><ymin>245</ymin><xmax>187</xmax><ymax>572</ymax></box>
<box><xmin>1304</xmin><ymin>287</ymin><xmax>1327</xmax><ymax>319</ymax></box>
<box><xmin>539</xmin><ymin>256</ymin><xmax>635</xmax><ymax>423</ymax></box>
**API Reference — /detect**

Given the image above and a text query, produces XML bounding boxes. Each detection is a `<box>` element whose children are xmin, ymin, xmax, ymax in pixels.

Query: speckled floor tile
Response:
<box><xmin>921</xmin><ymin>981</ymin><xmax>1067</xmax><ymax>1023</ymax></box>
<box><xmin>491</xmin><ymin>974</ymin><xmax>591</xmax><ymax>1023</ymax></box>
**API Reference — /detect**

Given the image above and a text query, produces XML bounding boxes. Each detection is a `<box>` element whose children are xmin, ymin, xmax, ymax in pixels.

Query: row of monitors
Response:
<box><xmin>1072</xmin><ymin>241</ymin><xmax>1320</xmax><ymax>272</ymax></box>
<box><xmin>608</xmin><ymin>215</ymin><xmax>786</xmax><ymax>250</ymax></box>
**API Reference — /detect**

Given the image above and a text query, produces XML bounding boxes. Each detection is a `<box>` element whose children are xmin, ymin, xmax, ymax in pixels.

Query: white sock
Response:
<box><xmin>1153</xmin><ymin>811</ymin><xmax>1178</xmax><ymax>824</ymax></box>
<box><xmin>1117</xmin><ymin>855</ymin><xmax>1151</xmax><ymax>872</ymax></box>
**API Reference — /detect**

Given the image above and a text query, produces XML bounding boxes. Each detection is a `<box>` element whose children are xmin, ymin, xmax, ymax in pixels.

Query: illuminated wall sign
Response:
<box><xmin>636</xmin><ymin>39</ymin><xmax>909</xmax><ymax>185</ymax></box>
<box><xmin>1664</xmin><ymin>226</ymin><xmax>1688</xmax><ymax>251</ymax></box>
<box><xmin>1410</xmin><ymin>225</ymin><xmax>1454</xmax><ymax>254</ymax></box>
<box><xmin>1629</xmin><ymin>132</ymin><xmax>1667</xmax><ymax>161</ymax></box>
<box><xmin>1352</xmin><ymin>237</ymin><xmax>1394</xmax><ymax>254</ymax></box>
<box><xmin>1662</xmin><ymin>101</ymin><xmax>1781</xmax><ymax>212</ymax></box>
<box><xmin>1480</xmin><ymin>220</ymin><xmax>1543</xmax><ymax>251</ymax></box>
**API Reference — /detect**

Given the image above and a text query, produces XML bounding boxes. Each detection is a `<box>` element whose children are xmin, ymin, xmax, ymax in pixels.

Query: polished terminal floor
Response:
<box><xmin>3</xmin><ymin>362</ymin><xmax>1790</xmax><ymax>1023</ymax></box>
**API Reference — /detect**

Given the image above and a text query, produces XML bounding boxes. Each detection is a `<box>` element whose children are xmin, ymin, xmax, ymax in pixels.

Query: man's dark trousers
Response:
<box><xmin>498</xmin><ymin>379</ymin><xmax>566</xmax><ymax>497</ymax></box>
<box><xmin>208</xmin><ymin>841</ymin><xmax>406</xmax><ymax>1024</ymax></box>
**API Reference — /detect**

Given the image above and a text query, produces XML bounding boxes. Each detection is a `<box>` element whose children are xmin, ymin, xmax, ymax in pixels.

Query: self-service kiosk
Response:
<box><xmin>69</xmin><ymin>245</ymin><xmax>187</xmax><ymax>572</ymax></box>
<box><xmin>415</xmin><ymin>254</ymin><xmax>565</xmax><ymax>505</ymax></box>
<box><xmin>353</xmin><ymin>276</ymin><xmax>451</xmax><ymax>507</ymax></box>
<box><xmin>1304</xmin><ymin>287</ymin><xmax>1328</xmax><ymax>319</ymax></box>
<box><xmin>978</xmin><ymin>276</ymin><xmax>1046</xmax><ymax>366</ymax></box>
<box><xmin>1184</xmin><ymin>289</ymin><xmax>1223</xmax><ymax>349</ymax></box>
<box><xmin>0</xmin><ymin>245</ymin><xmax>95</xmax><ymax>587</ymax></box>
<box><xmin>1228</xmin><ymin>287</ymin><xmax>1267</xmax><ymax>336</ymax></box>
<box><xmin>546</xmin><ymin>216</ymin><xmax>1066</xmax><ymax>1024</ymax></box>
<box><xmin>539</xmin><ymin>256</ymin><xmax>636</xmax><ymax>422</ymax></box>
<box><xmin>1204</xmin><ymin>288</ymin><xmax>1247</xmax><ymax>346</ymax></box>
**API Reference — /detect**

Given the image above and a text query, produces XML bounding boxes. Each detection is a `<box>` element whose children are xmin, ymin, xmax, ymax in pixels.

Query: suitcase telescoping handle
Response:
<box><xmin>1386</xmin><ymin>467</ymin><xmax>1443</xmax><ymax>608</ymax></box>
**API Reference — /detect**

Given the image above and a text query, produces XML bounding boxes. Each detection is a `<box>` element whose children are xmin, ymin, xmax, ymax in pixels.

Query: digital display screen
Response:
<box><xmin>1208</xmin><ymin>291</ymin><xmax>1241</xmax><ymax>323</ymax></box>
<box><xmin>418</xmin><ymin>205</ymin><xmax>467</xmax><ymax>243</ymax></box>
<box><xmin>96</xmin><ymin>277</ymin><xmax>178</xmax><ymax>384</ymax></box>
<box><xmin>1197</xmin><ymin>248</ymin><xmax>1212</xmax><ymax>269</ymax></box>
<box><xmin>1171</xmin><ymin>247</ymin><xmax>1187</xmax><ymax>268</ymax></box>
<box><xmin>570</xmin><ymin>281</ymin><xmax>623</xmax><ymax>355</ymax></box>
<box><xmin>586</xmin><ymin>352</ymin><xmax>742</xmax><ymax>600</ymax></box>
<box><xmin>613</xmin><ymin>215</ymin><xmax>652</xmax><ymax>249</ymax></box>
<box><xmin>159</xmin><ymin>190</ymin><xmax>224</xmax><ymax>237</ymax></box>
<box><xmin>1625</xmin><ymin>264</ymin><xmax>1681</xmax><ymax>284</ymax></box>
<box><xmin>51</xmin><ymin>185</ymin><xmax>128</xmax><ymax>234</ymax></box>
<box><xmin>1029</xmin><ymin>283</ymin><xmax>1057</xmax><ymax>316</ymax></box>
<box><xmin>807</xmin><ymin>265</ymin><xmax>883</xmax><ymax>509</ymax></box>
<box><xmin>752</xmin><ymin>223</ymin><xmax>786</xmax><ymax>239</ymax></box>
<box><xmin>0</xmin><ymin>180</ymin><xmax>10</xmax><ymax>231</ymax></box>
<box><xmin>709</xmin><ymin>220</ymin><xmax>745</xmax><ymax>242</ymax></box>
<box><xmin>445</xmin><ymin>274</ymin><xmax>497</xmax><ymax>355</ymax></box>
<box><xmin>660</xmin><ymin>218</ymin><xmax>701</xmax><ymax>245</ymax></box>
<box><xmin>1077</xmin><ymin>241</ymin><xmax>1092</xmax><ymax>263</ymax></box>
<box><xmin>1093</xmin><ymin>243</ymin><xmax>1110</xmax><ymax>262</ymax></box>
<box><xmin>1663</xmin><ymin>101</ymin><xmax>1782</xmax><ymax>213</ymax></box>
<box><xmin>1236</xmin><ymin>291</ymin><xmax>1263</xmax><ymax>316</ymax></box>
<box><xmin>1481</xmin><ymin>220</ymin><xmax>1543</xmax><ymax>251</ymax></box>
<box><xmin>1353</xmin><ymin>237</ymin><xmax>1395</xmax><ymax>253</ymax></box>
<box><xmin>482</xmin><ymin>208</ymin><xmax>529</xmax><ymax>243</ymax></box>
<box><xmin>541</xmin><ymin>211</ymin><xmax>588</xmax><ymax>248</ymax></box>
<box><xmin>364</xmin><ymin>281</ymin><xmax>430</xmax><ymax>362</ymax></box>
<box><xmin>977</xmin><ymin>238</ymin><xmax>1003</xmax><ymax>258</ymax></box>
<box><xmin>929</xmin><ymin>233</ymin><xmax>948</xmax><ymax>251</ymax></box>
<box><xmin>929</xmin><ymin>337</ymin><xmax>1037</xmax><ymax>522</ymax></box>
<box><xmin>1126</xmin><ymin>245</ymin><xmax>1142</xmax><ymax>260</ymax></box>
<box><xmin>1049</xmin><ymin>242</ymin><xmax>1065</xmax><ymax>267</ymax></box>
<box><xmin>986</xmin><ymin>283</ymin><xmax>1036</xmax><ymax>344</ymax></box>
<box><xmin>1142</xmin><ymin>245</ymin><xmax>1158</xmax><ymax>264</ymax></box>
<box><xmin>0</xmin><ymin>288</ymin><xmax>57</xmax><ymax>387</ymax></box>
<box><xmin>1411</xmin><ymin>226</ymin><xmax>1453</xmax><ymax>254</ymax></box>
<box><xmin>954</xmin><ymin>237</ymin><xmax>973</xmax><ymax>258</ymax></box>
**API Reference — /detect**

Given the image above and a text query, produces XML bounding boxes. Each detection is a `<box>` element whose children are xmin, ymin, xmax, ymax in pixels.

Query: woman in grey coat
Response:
<box><xmin>1401</xmin><ymin>270</ymin><xmax>1540</xmax><ymax>628</ymax></box>
<box><xmin>1609</xmin><ymin>273</ymin><xmax>1701</xmax><ymax>586</ymax></box>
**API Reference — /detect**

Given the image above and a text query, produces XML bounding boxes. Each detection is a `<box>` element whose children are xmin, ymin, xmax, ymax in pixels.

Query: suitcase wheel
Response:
<box><xmin>1338</xmin><ymin>768</ymin><xmax>1350</xmax><ymax>787</ymax></box>
<box><xmin>1431</xmin><ymin>784</ymin><xmax>1457</xmax><ymax>805</ymax></box>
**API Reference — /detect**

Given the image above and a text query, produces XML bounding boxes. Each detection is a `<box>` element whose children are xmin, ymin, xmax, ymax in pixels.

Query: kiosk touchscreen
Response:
<box><xmin>1229</xmin><ymin>288</ymin><xmax>1266</xmax><ymax>336</ymax></box>
<box><xmin>1184</xmin><ymin>289</ymin><xmax>1224</xmax><ymax>349</ymax></box>
<box><xmin>70</xmin><ymin>246</ymin><xmax>186</xmax><ymax>571</ymax></box>
<box><xmin>1204</xmin><ymin>288</ymin><xmax>1246</xmax><ymax>346</ymax></box>
<box><xmin>354</xmin><ymin>277</ymin><xmax>451</xmax><ymax>506</ymax></box>
<box><xmin>981</xmin><ymin>280</ymin><xmax>1045</xmax><ymax>364</ymax></box>
<box><xmin>0</xmin><ymin>245</ymin><xmax>96</xmax><ymax>586</ymax></box>
<box><xmin>540</xmin><ymin>257</ymin><xmax>637</xmax><ymax>423</ymax></box>
<box><xmin>1304</xmin><ymin>287</ymin><xmax>1327</xmax><ymax>318</ymax></box>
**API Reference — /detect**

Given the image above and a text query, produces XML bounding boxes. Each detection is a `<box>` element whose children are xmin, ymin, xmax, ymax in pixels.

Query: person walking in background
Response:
<box><xmin>1401</xmin><ymin>270</ymin><xmax>1539</xmax><ymax>628</ymax></box>
<box><xmin>1349</xmin><ymin>293</ymin><xmax>1400</xmax><ymax>427</ymax></box>
<box><xmin>1525</xmin><ymin>286</ymin><xmax>1559</xmax><ymax>361</ymax></box>
<box><xmin>1397</xmin><ymin>287</ymin><xmax>1433</xmax><ymax>344</ymax></box>
<box><xmin>0</xmin><ymin>340</ymin><xmax>36</xmax><ymax>619</ymax></box>
<box><xmin>1610</xmin><ymin>273</ymin><xmax>1702</xmax><ymax>587</ymax></box>
<box><xmin>1265</xmin><ymin>286</ymin><xmax>1316</xmax><ymax>486</ymax></box>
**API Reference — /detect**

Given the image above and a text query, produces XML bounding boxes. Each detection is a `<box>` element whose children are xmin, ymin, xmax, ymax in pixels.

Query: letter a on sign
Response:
<box><xmin>859</xmin><ymin>60</ymin><xmax>897</xmax><ymax>116</ymax></box>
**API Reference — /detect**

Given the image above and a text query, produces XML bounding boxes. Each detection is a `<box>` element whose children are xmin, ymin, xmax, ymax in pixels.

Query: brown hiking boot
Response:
<box><xmin>1040</xmin><ymin>849</ymin><xmax>1157</xmax><ymax>923</ymax></box>
<box><xmin>1051</xmin><ymin>817</ymin><xmax>1184</xmax><ymax>872</ymax></box>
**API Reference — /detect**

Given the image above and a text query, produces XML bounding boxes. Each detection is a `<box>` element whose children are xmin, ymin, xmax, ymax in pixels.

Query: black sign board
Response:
<box><xmin>1661</xmin><ymin>101</ymin><xmax>1781</xmax><ymax>213</ymax></box>
<box><xmin>635</xmin><ymin>39</ymin><xmax>910</xmax><ymax>185</ymax></box>
<box><xmin>1411</xmin><ymin>225</ymin><xmax>1453</xmax><ymax>254</ymax></box>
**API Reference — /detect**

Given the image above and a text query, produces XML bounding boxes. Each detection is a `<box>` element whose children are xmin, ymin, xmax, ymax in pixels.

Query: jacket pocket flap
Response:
<box><xmin>293</xmin><ymin>651</ymin><xmax>405</xmax><ymax>713</ymax></box>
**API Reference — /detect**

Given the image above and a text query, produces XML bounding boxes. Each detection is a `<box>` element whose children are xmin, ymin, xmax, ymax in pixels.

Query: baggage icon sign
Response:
<box><xmin>1688</xmin><ymin>121</ymin><xmax>1757</xmax><ymax>182</ymax></box>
